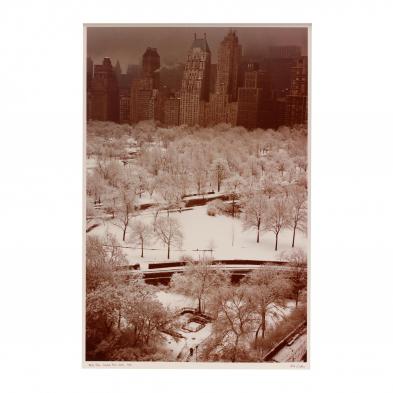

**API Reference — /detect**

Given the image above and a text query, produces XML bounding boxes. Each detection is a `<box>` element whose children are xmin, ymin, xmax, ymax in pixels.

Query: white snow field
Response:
<box><xmin>155</xmin><ymin>291</ymin><xmax>197</xmax><ymax>311</ymax></box>
<box><xmin>88</xmin><ymin>204</ymin><xmax>307</xmax><ymax>268</ymax></box>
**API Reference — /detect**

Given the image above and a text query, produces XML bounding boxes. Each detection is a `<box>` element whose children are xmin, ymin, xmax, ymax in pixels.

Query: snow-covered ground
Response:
<box><xmin>155</xmin><ymin>290</ymin><xmax>212</xmax><ymax>360</ymax></box>
<box><xmin>86</xmin><ymin>158</ymin><xmax>97</xmax><ymax>173</ymax></box>
<box><xmin>155</xmin><ymin>291</ymin><xmax>197</xmax><ymax>311</ymax></box>
<box><xmin>161</xmin><ymin>323</ymin><xmax>212</xmax><ymax>361</ymax></box>
<box><xmin>88</xmin><ymin>204</ymin><xmax>307</xmax><ymax>267</ymax></box>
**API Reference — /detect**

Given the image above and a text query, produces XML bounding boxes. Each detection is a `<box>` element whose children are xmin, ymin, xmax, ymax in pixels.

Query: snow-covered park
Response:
<box><xmin>86</xmin><ymin>122</ymin><xmax>308</xmax><ymax>363</ymax></box>
<box><xmin>88</xmin><ymin>204</ymin><xmax>307</xmax><ymax>268</ymax></box>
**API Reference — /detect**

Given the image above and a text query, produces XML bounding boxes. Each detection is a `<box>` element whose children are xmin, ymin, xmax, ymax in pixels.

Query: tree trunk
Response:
<box><xmin>141</xmin><ymin>238</ymin><xmax>144</xmax><ymax>258</ymax></box>
<box><xmin>146</xmin><ymin>321</ymin><xmax>151</xmax><ymax>345</ymax></box>
<box><xmin>133</xmin><ymin>325</ymin><xmax>138</xmax><ymax>345</ymax></box>
<box><xmin>122</xmin><ymin>226</ymin><xmax>126</xmax><ymax>242</ymax></box>
<box><xmin>257</xmin><ymin>219</ymin><xmax>261</xmax><ymax>243</ymax></box>
<box><xmin>275</xmin><ymin>233</ymin><xmax>278</xmax><ymax>251</ymax></box>
<box><xmin>255</xmin><ymin>325</ymin><xmax>261</xmax><ymax>346</ymax></box>
<box><xmin>292</xmin><ymin>224</ymin><xmax>297</xmax><ymax>247</ymax></box>
<box><xmin>261</xmin><ymin>312</ymin><xmax>266</xmax><ymax>339</ymax></box>
<box><xmin>167</xmin><ymin>243</ymin><xmax>170</xmax><ymax>259</ymax></box>
<box><xmin>232</xmin><ymin>336</ymin><xmax>239</xmax><ymax>362</ymax></box>
<box><xmin>117</xmin><ymin>309</ymin><xmax>121</xmax><ymax>330</ymax></box>
<box><xmin>198</xmin><ymin>297</ymin><xmax>201</xmax><ymax>314</ymax></box>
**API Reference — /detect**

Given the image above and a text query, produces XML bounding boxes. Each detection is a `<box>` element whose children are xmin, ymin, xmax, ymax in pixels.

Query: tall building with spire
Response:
<box><xmin>142</xmin><ymin>47</ymin><xmax>160</xmax><ymax>88</ymax></box>
<box><xmin>209</xmin><ymin>29</ymin><xmax>241</xmax><ymax>125</ymax></box>
<box><xmin>179</xmin><ymin>33</ymin><xmax>211</xmax><ymax>126</ymax></box>
<box><xmin>114</xmin><ymin>60</ymin><xmax>122</xmax><ymax>81</ymax></box>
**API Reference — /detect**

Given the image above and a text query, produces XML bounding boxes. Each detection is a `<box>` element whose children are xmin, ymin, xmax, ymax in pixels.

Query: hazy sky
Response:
<box><xmin>86</xmin><ymin>26</ymin><xmax>308</xmax><ymax>70</ymax></box>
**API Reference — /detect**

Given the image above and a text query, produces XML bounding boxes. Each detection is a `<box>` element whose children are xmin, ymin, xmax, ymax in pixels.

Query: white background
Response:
<box><xmin>0</xmin><ymin>0</ymin><xmax>392</xmax><ymax>392</ymax></box>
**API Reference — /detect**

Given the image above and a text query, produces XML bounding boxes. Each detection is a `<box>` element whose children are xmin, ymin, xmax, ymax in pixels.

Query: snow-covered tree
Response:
<box><xmin>87</xmin><ymin>171</ymin><xmax>105</xmax><ymax>204</ymax></box>
<box><xmin>112</xmin><ymin>186</ymin><xmax>137</xmax><ymax>241</ymax></box>
<box><xmin>191</xmin><ymin>152</ymin><xmax>209</xmax><ymax>195</ymax></box>
<box><xmin>132</xmin><ymin>167</ymin><xmax>149</xmax><ymax>199</ymax></box>
<box><xmin>211</xmin><ymin>158</ymin><xmax>229</xmax><ymax>193</ymax></box>
<box><xmin>156</xmin><ymin>172</ymin><xmax>183</xmax><ymax>213</ymax></box>
<box><xmin>244</xmin><ymin>270</ymin><xmax>291</xmax><ymax>347</ymax></box>
<box><xmin>170</xmin><ymin>259</ymin><xmax>229</xmax><ymax>313</ymax></box>
<box><xmin>224</xmin><ymin>175</ymin><xmax>245</xmax><ymax>217</ymax></box>
<box><xmin>86</xmin><ymin>234</ymin><xmax>126</xmax><ymax>292</ymax></box>
<box><xmin>262</xmin><ymin>177</ymin><xmax>279</xmax><ymax>199</ymax></box>
<box><xmin>265</xmin><ymin>197</ymin><xmax>290</xmax><ymax>251</ymax></box>
<box><xmin>145</xmin><ymin>176</ymin><xmax>157</xmax><ymax>198</ymax></box>
<box><xmin>128</xmin><ymin>219</ymin><xmax>153</xmax><ymax>258</ymax></box>
<box><xmin>280</xmin><ymin>248</ymin><xmax>307</xmax><ymax>307</ymax></box>
<box><xmin>241</xmin><ymin>190</ymin><xmax>268</xmax><ymax>243</ymax></box>
<box><xmin>154</xmin><ymin>216</ymin><xmax>183</xmax><ymax>259</ymax></box>
<box><xmin>288</xmin><ymin>186</ymin><xmax>307</xmax><ymax>247</ymax></box>
<box><xmin>205</xmin><ymin>283</ymin><xmax>254</xmax><ymax>362</ymax></box>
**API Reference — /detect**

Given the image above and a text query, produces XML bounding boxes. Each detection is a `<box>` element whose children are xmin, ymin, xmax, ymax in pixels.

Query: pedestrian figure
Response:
<box><xmin>189</xmin><ymin>347</ymin><xmax>194</xmax><ymax>357</ymax></box>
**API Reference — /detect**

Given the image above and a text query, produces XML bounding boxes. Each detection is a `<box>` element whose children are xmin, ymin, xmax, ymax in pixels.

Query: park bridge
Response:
<box><xmin>117</xmin><ymin>259</ymin><xmax>297</xmax><ymax>285</ymax></box>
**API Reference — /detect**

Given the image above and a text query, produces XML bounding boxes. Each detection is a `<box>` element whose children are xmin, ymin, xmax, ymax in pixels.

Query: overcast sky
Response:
<box><xmin>86</xmin><ymin>26</ymin><xmax>308</xmax><ymax>70</ymax></box>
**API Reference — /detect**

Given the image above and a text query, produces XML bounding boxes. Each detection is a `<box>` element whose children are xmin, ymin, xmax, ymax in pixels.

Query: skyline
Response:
<box><xmin>86</xmin><ymin>26</ymin><xmax>308</xmax><ymax>70</ymax></box>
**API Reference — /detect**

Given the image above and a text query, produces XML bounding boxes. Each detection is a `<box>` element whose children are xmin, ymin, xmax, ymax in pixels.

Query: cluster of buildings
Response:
<box><xmin>86</xmin><ymin>30</ymin><xmax>308</xmax><ymax>129</ymax></box>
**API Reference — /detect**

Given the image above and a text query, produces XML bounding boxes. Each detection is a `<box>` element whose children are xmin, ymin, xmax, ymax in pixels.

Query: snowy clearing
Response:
<box><xmin>88</xmin><ymin>204</ymin><xmax>307</xmax><ymax>267</ymax></box>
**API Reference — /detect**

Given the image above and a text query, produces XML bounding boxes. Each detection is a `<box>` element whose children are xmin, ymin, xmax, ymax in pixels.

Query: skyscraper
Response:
<box><xmin>86</xmin><ymin>57</ymin><xmax>94</xmax><ymax>91</ymax></box>
<box><xmin>164</xmin><ymin>94</ymin><xmax>180</xmax><ymax>126</ymax></box>
<box><xmin>142</xmin><ymin>47</ymin><xmax>160</xmax><ymax>88</ymax></box>
<box><xmin>237</xmin><ymin>63</ymin><xmax>265</xmax><ymax>130</ymax></box>
<box><xmin>215</xmin><ymin>30</ymin><xmax>242</xmax><ymax>101</ymax></box>
<box><xmin>86</xmin><ymin>57</ymin><xmax>94</xmax><ymax>121</ymax></box>
<box><xmin>210</xmin><ymin>30</ymin><xmax>242</xmax><ymax>125</ymax></box>
<box><xmin>90</xmin><ymin>57</ymin><xmax>119</xmax><ymax>122</ymax></box>
<box><xmin>114</xmin><ymin>60</ymin><xmax>122</xmax><ymax>81</ymax></box>
<box><xmin>179</xmin><ymin>34</ymin><xmax>211</xmax><ymax>126</ymax></box>
<box><xmin>266</xmin><ymin>45</ymin><xmax>302</xmax><ymax>98</ymax></box>
<box><xmin>285</xmin><ymin>56</ymin><xmax>308</xmax><ymax>126</ymax></box>
<box><xmin>130</xmin><ymin>48</ymin><xmax>161</xmax><ymax>123</ymax></box>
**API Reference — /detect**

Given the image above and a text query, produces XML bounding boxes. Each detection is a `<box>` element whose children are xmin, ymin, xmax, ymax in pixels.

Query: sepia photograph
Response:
<box><xmin>4</xmin><ymin>0</ymin><xmax>393</xmax><ymax>391</ymax></box>
<box><xmin>84</xmin><ymin>24</ymin><xmax>309</xmax><ymax>367</ymax></box>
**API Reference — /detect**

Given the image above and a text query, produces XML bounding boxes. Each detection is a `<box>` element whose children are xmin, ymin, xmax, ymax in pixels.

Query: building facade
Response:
<box><xmin>164</xmin><ymin>95</ymin><xmax>180</xmax><ymax>126</ymax></box>
<box><xmin>209</xmin><ymin>30</ymin><xmax>242</xmax><ymax>125</ymax></box>
<box><xmin>130</xmin><ymin>48</ymin><xmax>161</xmax><ymax>124</ymax></box>
<box><xmin>237</xmin><ymin>63</ymin><xmax>267</xmax><ymax>129</ymax></box>
<box><xmin>119</xmin><ymin>90</ymin><xmax>130</xmax><ymax>123</ymax></box>
<box><xmin>179</xmin><ymin>34</ymin><xmax>211</xmax><ymax>126</ymax></box>
<box><xmin>285</xmin><ymin>56</ymin><xmax>308</xmax><ymax>126</ymax></box>
<box><xmin>90</xmin><ymin>57</ymin><xmax>119</xmax><ymax>122</ymax></box>
<box><xmin>86</xmin><ymin>33</ymin><xmax>307</xmax><ymax>130</ymax></box>
<box><xmin>142</xmin><ymin>47</ymin><xmax>160</xmax><ymax>88</ymax></box>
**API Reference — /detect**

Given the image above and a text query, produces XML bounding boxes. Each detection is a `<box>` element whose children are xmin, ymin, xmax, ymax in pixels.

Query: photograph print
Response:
<box><xmin>84</xmin><ymin>24</ymin><xmax>309</xmax><ymax>367</ymax></box>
